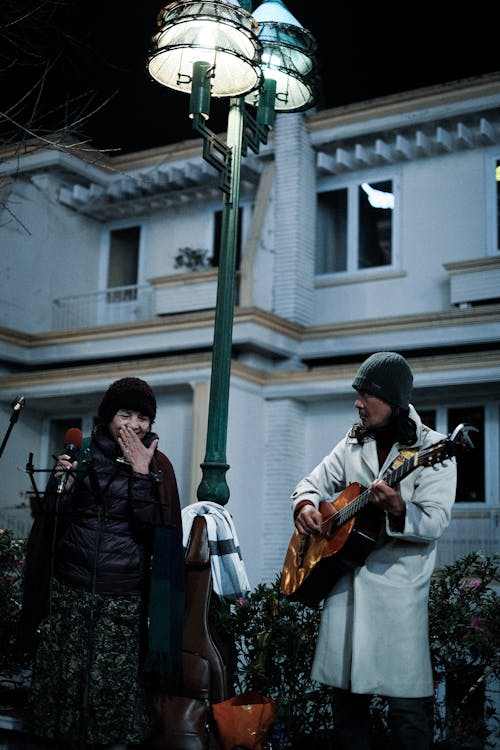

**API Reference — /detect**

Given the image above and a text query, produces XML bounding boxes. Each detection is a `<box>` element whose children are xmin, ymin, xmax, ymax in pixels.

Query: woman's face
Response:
<box><xmin>108</xmin><ymin>409</ymin><xmax>151</xmax><ymax>442</ymax></box>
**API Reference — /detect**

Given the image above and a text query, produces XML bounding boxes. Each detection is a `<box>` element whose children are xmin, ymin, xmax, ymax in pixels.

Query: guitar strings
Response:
<box><xmin>317</xmin><ymin>439</ymin><xmax>449</xmax><ymax>533</ymax></box>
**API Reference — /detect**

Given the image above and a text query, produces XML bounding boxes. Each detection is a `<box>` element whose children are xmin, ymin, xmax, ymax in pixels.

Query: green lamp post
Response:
<box><xmin>148</xmin><ymin>0</ymin><xmax>318</xmax><ymax>505</ymax></box>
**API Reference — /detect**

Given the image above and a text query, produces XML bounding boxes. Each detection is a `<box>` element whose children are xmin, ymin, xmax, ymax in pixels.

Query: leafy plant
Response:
<box><xmin>0</xmin><ymin>529</ymin><xmax>28</xmax><ymax>683</ymax></box>
<box><xmin>0</xmin><ymin>529</ymin><xmax>26</xmax><ymax>626</ymax></box>
<box><xmin>174</xmin><ymin>247</ymin><xmax>213</xmax><ymax>271</ymax></box>
<box><xmin>212</xmin><ymin>574</ymin><xmax>334</xmax><ymax>746</ymax></box>
<box><xmin>213</xmin><ymin>555</ymin><xmax>500</xmax><ymax>750</ymax></box>
<box><xmin>429</xmin><ymin>551</ymin><xmax>500</xmax><ymax>749</ymax></box>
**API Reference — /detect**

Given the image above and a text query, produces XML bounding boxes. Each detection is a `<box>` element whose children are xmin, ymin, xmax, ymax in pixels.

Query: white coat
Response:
<box><xmin>291</xmin><ymin>406</ymin><xmax>457</xmax><ymax>697</ymax></box>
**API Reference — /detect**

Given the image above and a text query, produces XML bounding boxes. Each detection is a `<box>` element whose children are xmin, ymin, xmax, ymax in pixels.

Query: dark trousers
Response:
<box><xmin>332</xmin><ymin>688</ymin><xmax>434</xmax><ymax>750</ymax></box>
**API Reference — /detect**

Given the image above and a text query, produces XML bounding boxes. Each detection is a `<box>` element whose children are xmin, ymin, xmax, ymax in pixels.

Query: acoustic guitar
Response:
<box><xmin>280</xmin><ymin>423</ymin><xmax>477</xmax><ymax>607</ymax></box>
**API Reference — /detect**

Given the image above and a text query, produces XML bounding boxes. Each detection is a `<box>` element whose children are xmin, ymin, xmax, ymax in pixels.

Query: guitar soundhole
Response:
<box><xmin>343</xmin><ymin>505</ymin><xmax>384</xmax><ymax>563</ymax></box>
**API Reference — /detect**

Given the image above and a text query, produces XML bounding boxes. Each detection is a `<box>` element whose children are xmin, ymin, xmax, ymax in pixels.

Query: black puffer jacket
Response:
<box><xmin>53</xmin><ymin>425</ymin><xmax>166</xmax><ymax>595</ymax></box>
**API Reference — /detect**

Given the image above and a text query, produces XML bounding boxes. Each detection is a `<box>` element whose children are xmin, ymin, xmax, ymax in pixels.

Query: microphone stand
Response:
<box><xmin>0</xmin><ymin>396</ymin><xmax>26</xmax><ymax>460</ymax></box>
<box><xmin>25</xmin><ymin>452</ymin><xmax>44</xmax><ymax>512</ymax></box>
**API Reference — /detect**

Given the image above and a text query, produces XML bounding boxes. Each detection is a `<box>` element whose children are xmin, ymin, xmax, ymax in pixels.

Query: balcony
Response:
<box><xmin>52</xmin><ymin>285</ymin><xmax>154</xmax><ymax>330</ymax></box>
<box><xmin>444</xmin><ymin>257</ymin><xmax>500</xmax><ymax>308</ymax></box>
<box><xmin>51</xmin><ymin>272</ymin><xmax>220</xmax><ymax>331</ymax></box>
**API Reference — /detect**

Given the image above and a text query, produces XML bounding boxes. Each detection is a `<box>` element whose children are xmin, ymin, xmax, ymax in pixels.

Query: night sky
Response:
<box><xmin>4</xmin><ymin>1</ymin><xmax>498</xmax><ymax>155</ymax></box>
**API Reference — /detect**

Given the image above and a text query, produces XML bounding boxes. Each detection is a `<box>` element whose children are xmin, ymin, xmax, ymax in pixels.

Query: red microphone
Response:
<box><xmin>56</xmin><ymin>428</ymin><xmax>83</xmax><ymax>493</ymax></box>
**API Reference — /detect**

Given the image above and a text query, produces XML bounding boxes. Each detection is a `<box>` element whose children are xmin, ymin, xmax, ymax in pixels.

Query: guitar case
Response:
<box><xmin>150</xmin><ymin>515</ymin><xmax>229</xmax><ymax>750</ymax></box>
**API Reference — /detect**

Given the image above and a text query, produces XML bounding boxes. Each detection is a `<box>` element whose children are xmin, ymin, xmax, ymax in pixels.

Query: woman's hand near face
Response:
<box><xmin>117</xmin><ymin>423</ymin><xmax>158</xmax><ymax>474</ymax></box>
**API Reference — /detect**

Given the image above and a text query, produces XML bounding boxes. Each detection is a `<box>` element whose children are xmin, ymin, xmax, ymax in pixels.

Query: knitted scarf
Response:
<box><xmin>143</xmin><ymin>450</ymin><xmax>185</xmax><ymax>691</ymax></box>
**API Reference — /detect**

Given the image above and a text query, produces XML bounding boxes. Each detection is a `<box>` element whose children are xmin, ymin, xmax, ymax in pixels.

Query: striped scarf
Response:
<box><xmin>181</xmin><ymin>501</ymin><xmax>251</xmax><ymax>601</ymax></box>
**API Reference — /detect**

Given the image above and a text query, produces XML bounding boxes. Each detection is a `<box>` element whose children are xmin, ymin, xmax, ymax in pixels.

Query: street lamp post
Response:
<box><xmin>148</xmin><ymin>0</ymin><xmax>318</xmax><ymax>505</ymax></box>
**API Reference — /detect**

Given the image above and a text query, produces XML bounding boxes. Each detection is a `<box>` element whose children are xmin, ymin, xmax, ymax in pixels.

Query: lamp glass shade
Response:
<box><xmin>246</xmin><ymin>0</ymin><xmax>318</xmax><ymax>112</ymax></box>
<box><xmin>148</xmin><ymin>0</ymin><xmax>262</xmax><ymax>97</ymax></box>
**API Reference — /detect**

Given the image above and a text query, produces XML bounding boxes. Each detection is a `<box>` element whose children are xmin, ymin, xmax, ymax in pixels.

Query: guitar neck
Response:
<box><xmin>335</xmin><ymin>451</ymin><xmax>419</xmax><ymax>526</ymax></box>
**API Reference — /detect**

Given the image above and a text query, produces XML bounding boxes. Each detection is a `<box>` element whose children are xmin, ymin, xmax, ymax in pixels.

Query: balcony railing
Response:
<box><xmin>52</xmin><ymin>285</ymin><xmax>154</xmax><ymax>330</ymax></box>
<box><xmin>436</xmin><ymin>507</ymin><xmax>500</xmax><ymax>569</ymax></box>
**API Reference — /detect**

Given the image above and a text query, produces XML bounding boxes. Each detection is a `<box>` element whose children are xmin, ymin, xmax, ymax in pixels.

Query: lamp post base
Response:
<box><xmin>197</xmin><ymin>462</ymin><xmax>230</xmax><ymax>505</ymax></box>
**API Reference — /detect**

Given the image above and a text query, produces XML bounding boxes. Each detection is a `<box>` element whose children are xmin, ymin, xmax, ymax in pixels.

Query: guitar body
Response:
<box><xmin>281</xmin><ymin>482</ymin><xmax>384</xmax><ymax>606</ymax></box>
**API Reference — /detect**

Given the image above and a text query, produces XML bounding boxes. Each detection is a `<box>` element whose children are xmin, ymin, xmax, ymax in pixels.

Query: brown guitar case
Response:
<box><xmin>150</xmin><ymin>515</ymin><xmax>229</xmax><ymax>750</ymax></box>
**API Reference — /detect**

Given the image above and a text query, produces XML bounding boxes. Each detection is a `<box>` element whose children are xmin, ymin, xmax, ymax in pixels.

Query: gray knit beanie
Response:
<box><xmin>352</xmin><ymin>351</ymin><xmax>413</xmax><ymax>408</ymax></box>
<box><xmin>98</xmin><ymin>377</ymin><xmax>157</xmax><ymax>423</ymax></box>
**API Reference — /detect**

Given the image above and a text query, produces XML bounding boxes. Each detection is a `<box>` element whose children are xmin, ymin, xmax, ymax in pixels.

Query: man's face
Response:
<box><xmin>354</xmin><ymin>389</ymin><xmax>392</xmax><ymax>431</ymax></box>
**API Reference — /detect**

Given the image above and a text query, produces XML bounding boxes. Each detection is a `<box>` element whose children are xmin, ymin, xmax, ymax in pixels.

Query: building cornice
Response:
<box><xmin>0</xmin><ymin>349</ymin><xmax>498</xmax><ymax>403</ymax></box>
<box><xmin>443</xmin><ymin>256</ymin><xmax>500</xmax><ymax>274</ymax></box>
<box><xmin>1</xmin><ymin>304</ymin><xmax>496</xmax><ymax>349</ymax></box>
<box><xmin>4</xmin><ymin>74</ymin><xmax>498</xmax><ymax>219</ymax></box>
<box><xmin>304</xmin><ymin>305</ymin><xmax>500</xmax><ymax>338</ymax></box>
<box><xmin>0</xmin><ymin>305</ymin><xmax>498</xmax><ymax>370</ymax></box>
<box><xmin>307</xmin><ymin>72</ymin><xmax>500</xmax><ymax>138</ymax></box>
<box><xmin>0</xmin><ymin>352</ymin><xmax>212</xmax><ymax>391</ymax></box>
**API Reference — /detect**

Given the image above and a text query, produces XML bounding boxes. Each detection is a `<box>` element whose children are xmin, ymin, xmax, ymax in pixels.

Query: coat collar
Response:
<box><xmin>348</xmin><ymin>403</ymin><xmax>425</xmax><ymax>476</ymax></box>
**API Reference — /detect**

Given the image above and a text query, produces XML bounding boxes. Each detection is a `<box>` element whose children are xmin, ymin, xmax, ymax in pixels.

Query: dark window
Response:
<box><xmin>496</xmin><ymin>159</ymin><xmax>500</xmax><ymax>251</ymax></box>
<box><xmin>419</xmin><ymin>410</ymin><xmax>436</xmax><ymax>431</ymax></box>
<box><xmin>447</xmin><ymin>406</ymin><xmax>484</xmax><ymax>503</ymax></box>
<box><xmin>358</xmin><ymin>180</ymin><xmax>393</xmax><ymax>269</ymax></box>
<box><xmin>417</xmin><ymin>407</ymin><xmax>484</xmax><ymax>503</ymax></box>
<box><xmin>316</xmin><ymin>180</ymin><xmax>393</xmax><ymax>274</ymax></box>
<box><xmin>213</xmin><ymin>209</ymin><xmax>242</xmax><ymax>304</ymax></box>
<box><xmin>316</xmin><ymin>189</ymin><xmax>348</xmax><ymax>273</ymax></box>
<box><xmin>107</xmin><ymin>226</ymin><xmax>140</xmax><ymax>301</ymax></box>
<box><xmin>212</xmin><ymin>209</ymin><xmax>242</xmax><ymax>268</ymax></box>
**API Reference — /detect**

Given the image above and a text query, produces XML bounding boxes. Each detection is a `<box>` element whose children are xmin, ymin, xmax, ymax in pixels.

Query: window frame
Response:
<box><xmin>485</xmin><ymin>151</ymin><xmax>500</xmax><ymax>256</ymax></box>
<box><xmin>315</xmin><ymin>170</ymin><xmax>401</xmax><ymax>280</ymax></box>
<box><xmin>100</xmin><ymin>220</ymin><xmax>146</xmax><ymax>292</ymax></box>
<box><xmin>418</xmin><ymin>400</ymin><xmax>499</xmax><ymax>507</ymax></box>
<box><xmin>209</xmin><ymin>206</ymin><xmax>245</xmax><ymax>268</ymax></box>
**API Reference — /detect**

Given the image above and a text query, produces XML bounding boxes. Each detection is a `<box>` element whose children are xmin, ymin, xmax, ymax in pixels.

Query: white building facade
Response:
<box><xmin>0</xmin><ymin>73</ymin><xmax>499</xmax><ymax>589</ymax></box>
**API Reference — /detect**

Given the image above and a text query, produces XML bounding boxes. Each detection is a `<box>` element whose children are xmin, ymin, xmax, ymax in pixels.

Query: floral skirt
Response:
<box><xmin>26</xmin><ymin>579</ymin><xmax>154</xmax><ymax>745</ymax></box>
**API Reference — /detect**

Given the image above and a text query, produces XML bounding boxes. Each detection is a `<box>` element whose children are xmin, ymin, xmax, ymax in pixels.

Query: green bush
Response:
<box><xmin>213</xmin><ymin>553</ymin><xmax>500</xmax><ymax>750</ymax></box>
<box><xmin>429</xmin><ymin>552</ymin><xmax>500</xmax><ymax>749</ymax></box>
<box><xmin>0</xmin><ymin>529</ymin><xmax>26</xmax><ymax>610</ymax></box>
<box><xmin>0</xmin><ymin>529</ymin><xmax>26</xmax><ymax>665</ymax></box>
<box><xmin>212</xmin><ymin>575</ymin><xmax>334</xmax><ymax>745</ymax></box>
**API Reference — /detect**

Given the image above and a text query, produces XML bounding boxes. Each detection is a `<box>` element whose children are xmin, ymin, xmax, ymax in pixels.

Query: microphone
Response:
<box><xmin>11</xmin><ymin>395</ymin><xmax>25</xmax><ymax>413</ymax></box>
<box><xmin>56</xmin><ymin>427</ymin><xmax>83</xmax><ymax>494</ymax></box>
<box><xmin>9</xmin><ymin>395</ymin><xmax>25</xmax><ymax>425</ymax></box>
<box><xmin>0</xmin><ymin>395</ymin><xmax>26</xmax><ymax>459</ymax></box>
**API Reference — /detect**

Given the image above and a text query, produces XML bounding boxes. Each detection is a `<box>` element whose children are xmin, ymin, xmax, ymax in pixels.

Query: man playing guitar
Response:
<box><xmin>290</xmin><ymin>351</ymin><xmax>458</xmax><ymax>750</ymax></box>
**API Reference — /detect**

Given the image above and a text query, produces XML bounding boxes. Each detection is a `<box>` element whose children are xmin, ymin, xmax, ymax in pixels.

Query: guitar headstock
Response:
<box><xmin>449</xmin><ymin>422</ymin><xmax>479</xmax><ymax>451</ymax></box>
<box><xmin>417</xmin><ymin>423</ymin><xmax>478</xmax><ymax>469</ymax></box>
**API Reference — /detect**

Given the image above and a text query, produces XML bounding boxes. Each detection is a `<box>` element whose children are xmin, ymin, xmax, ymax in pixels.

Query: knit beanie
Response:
<box><xmin>352</xmin><ymin>351</ymin><xmax>413</xmax><ymax>409</ymax></box>
<box><xmin>98</xmin><ymin>377</ymin><xmax>157</xmax><ymax>423</ymax></box>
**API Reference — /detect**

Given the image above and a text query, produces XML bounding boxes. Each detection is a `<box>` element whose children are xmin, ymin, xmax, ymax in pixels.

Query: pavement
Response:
<box><xmin>0</xmin><ymin>710</ymin><xmax>54</xmax><ymax>749</ymax></box>
<box><xmin>0</xmin><ymin>671</ymin><xmax>50</xmax><ymax>748</ymax></box>
<box><xmin>0</xmin><ymin>708</ymin><xmax>153</xmax><ymax>749</ymax></box>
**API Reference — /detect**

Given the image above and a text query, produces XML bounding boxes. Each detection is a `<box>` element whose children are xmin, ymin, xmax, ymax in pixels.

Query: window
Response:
<box><xmin>419</xmin><ymin>406</ymin><xmax>485</xmax><ymax>503</ymax></box>
<box><xmin>496</xmin><ymin>159</ymin><xmax>500</xmax><ymax>252</ymax></box>
<box><xmin>316</xmin><ymin>179</ymin><xmax>394</xmax><ymax>275</ymax></box>
<box><xmin>212</xmin><ymin>208</ymin><xmax>242</xmax><ymax>267</ymax></box>
<box><xmin>107</xmin><ymin>226</ymin><xmax>140</xmax><ymax>302</ymax></box>
<box><xmin>316</xmin><ymin>189</ymin><xmax>347</xmax><ymax>273</ymax></box>
<box><xmin>358</xmin><ymin>182</ymin><xmax>393</xmax><ymax>268</ymax></box>
<box><xmin>212</xmin><ymin>208</ymin><xmax>243</xmax><ymax>304</ymax></box>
